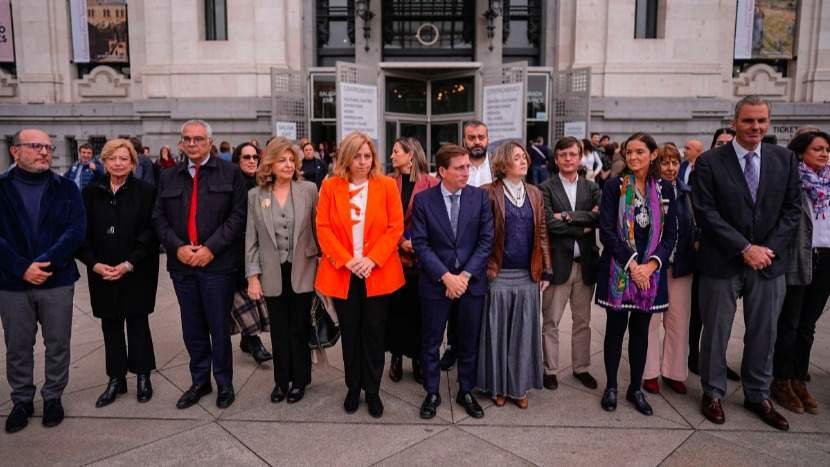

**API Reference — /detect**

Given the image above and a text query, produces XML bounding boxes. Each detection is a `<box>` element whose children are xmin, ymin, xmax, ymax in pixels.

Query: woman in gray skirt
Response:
<box><xmin>477</xmin><ymin>141</ymin><xmax>553</xmax><ymax>409</ymax></box>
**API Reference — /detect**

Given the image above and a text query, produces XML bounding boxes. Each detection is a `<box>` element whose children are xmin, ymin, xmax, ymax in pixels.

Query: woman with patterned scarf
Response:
<box><xmin>771</xmin><ymin>130</ymin><xmax>830</xmax><ymax>415</ymax></box>
<box><xmin>595</xmin><ymin>132</ymin><xmax>677</xmax><ymax>416</ymax></box>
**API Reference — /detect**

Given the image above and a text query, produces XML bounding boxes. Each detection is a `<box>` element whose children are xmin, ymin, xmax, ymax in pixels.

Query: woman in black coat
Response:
<box><xmin>76</xmin><ymin>138</ymin><xmax>159</xmax><ymax>408</ymax></box>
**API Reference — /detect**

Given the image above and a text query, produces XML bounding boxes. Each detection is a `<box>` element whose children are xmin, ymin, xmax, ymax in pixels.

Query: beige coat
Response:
<box><xmin>245</xmin><ymin>180</ymin><xmax>319</xmax><ymax>297</ymax></box>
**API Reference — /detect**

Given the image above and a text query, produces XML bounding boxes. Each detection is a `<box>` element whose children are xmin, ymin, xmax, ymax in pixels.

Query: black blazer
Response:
<box><xmin>669</xmin><ymin>180</ymin><xmax>696</xmax><ymax>278</ymax></box>
<box><xmin>77</xmin><ymin>175</ymin><xmax>159</xmax><ymax>318</ymax></box>
<box><xmin>539</xmin><ymin>174</ymin><xmax>600</xmax><ymax>285</ymax></box>
<box><xmin>692</xmin><ymin>142</ymin><xmax>801</xmax><ymax>279</ymax></box>
<box><xmin>153</xmin><ymin>155</ymin><xmax>248</xmax><ymax>273</ymax></box>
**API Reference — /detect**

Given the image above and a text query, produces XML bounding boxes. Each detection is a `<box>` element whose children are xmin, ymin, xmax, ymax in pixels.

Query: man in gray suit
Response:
<box><xmin>538</xmin><ymin>136</ymin><xmax>601</xmax><ymax>391</ymax></box>
<box><xmin>693</xmin><ymin>95</ymin><xmax>801</xmax><ymax>431</ymax></box>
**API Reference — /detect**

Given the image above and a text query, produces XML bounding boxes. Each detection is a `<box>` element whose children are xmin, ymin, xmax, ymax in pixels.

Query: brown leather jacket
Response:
<box><xmin>483</xmin><ymin>180</ymin><xmax>553</xmax><ymax>282</ymax></box>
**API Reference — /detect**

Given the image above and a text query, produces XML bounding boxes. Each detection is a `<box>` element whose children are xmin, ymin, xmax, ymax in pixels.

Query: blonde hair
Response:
<box><xmin>256</xmin><ymin>137</ymin><xmax>303</xmax><ymax>186</ymax></box>
<box><xmin>100</xmin><ymin>138</ymin><xmax>138</xmax><ymax>170</ymax></box>
<box><xmin>332</xmin><ymin>131</ymin><xmax>382</xmax><ymax>179</ymax></box>
<box><xmin>490</xmin><ymin>140</ymin><xmax>529</xmax><ymax>180</ymax></box>
<box><xmin>391</xmin><ymin>137</ymin><xmax>429</xmax><ymax>183</ymax></box>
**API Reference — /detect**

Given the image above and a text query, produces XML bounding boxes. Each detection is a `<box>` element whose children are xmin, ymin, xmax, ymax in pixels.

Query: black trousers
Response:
<box><xmin>265</xmin><ymin>262</ymin><xmax>313</xmax><ymax>392</ymax></box>
<box><xmin>334</xmin><ymin>274</ymin><xmax>391</xmax><ymax>395</ymax></box>
<box><xmin>774</xmin><ymin>249</ymin><xmax>830</xmax><ymax>380</ymax></box>
<box><xmin>101</xmin><ymin>314</ymin><xmax>156</xmax><ymax>379</ymax></box>
<box><xmin>687</xmin><ymin>271</ymin><xmax>702</xmax><ymax>366</ymax></box>
<box><xmin>386</xmin><ymin>271</ymin><xmax>422</xmax><ymax>359</ymax></box>
<box><xmin>604</xmin><ymin>309</ymin><xmax>652</xmax><ymax>392</ymax></box>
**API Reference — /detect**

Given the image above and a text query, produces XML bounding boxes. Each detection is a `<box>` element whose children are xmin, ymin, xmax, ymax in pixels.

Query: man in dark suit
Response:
<box><xmin>678</xmin><ymin>139</ymin><xmax>703</xmax><ymax>186</ymax></box>
<box><xmin>693</xmin><ymin>95</ymin><xmax>801</xmax><ymax>431</ymax></box>
<box><xmin>538</xmin><ymin>136</ymin><xmax>601</xmax><ymax>391</ymax></box>
<box><xmin>411</xmin><ymin>144</ymin><xmax>494</xmax><ymax>420</ymax></box>
<box><xmin>153</xmin><ymin>119</ymin><xmax>247</xmax><ymax>410</ymax></box>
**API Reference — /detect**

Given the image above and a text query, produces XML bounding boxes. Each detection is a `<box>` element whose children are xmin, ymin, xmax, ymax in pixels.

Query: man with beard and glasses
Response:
<box><xmin>439</xmin><ymin>120</ymin><xmax>493</xmax><ymax>370</ymax></box>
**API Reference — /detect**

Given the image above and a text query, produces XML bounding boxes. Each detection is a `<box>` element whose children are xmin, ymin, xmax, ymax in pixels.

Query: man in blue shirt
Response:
<box><xmin>63</xmin><ymin>143</ymin><xmax>103</xmax><ymax>190</ymax></box>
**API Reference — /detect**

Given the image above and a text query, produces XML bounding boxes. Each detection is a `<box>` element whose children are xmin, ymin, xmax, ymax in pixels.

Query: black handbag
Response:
<box><xmin>309</xmin><ymin>293</ymin><xmax>340</xmax><ymax>349</ymax></box>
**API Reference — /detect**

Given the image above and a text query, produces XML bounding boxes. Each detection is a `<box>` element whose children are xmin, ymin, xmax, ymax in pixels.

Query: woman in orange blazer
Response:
<box><xmin>315</xmin><ymin>131</ymin><xmax>405</xmax><ymax>418</ymax></box>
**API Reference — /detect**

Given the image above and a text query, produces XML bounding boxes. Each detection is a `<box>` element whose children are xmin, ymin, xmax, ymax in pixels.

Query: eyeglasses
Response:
<box><xmin>181</xmin><ymin>136</ymin><xmax>208</xmax><ymax>145</ymax></box>
<box><xmin>241</xmin><ymin>155</ymin><xmax>259</xmax><ymax>161</ymax></box>
<box><xmin>15</xmin><ymin>142</ymin><xmax>56</xmax><ymax>152</ymax></box>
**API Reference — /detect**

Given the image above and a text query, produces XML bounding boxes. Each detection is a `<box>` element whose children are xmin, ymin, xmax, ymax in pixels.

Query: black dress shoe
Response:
<box><xmin>42</xmin><ymin>399</ymin><xmax>64</xmax><ymax>427</ymax></box>
<box><xmin>601</xmin><ymin>388</ymin><xmax>618</xmax><ymax>412</ymax></box>
<box><xmin>240</xmin><ymin>335</ymin><xmax>253</xmax><ymax>353</ymax></box>
<box><xmin>412</xmin><ymin>359</ymin><xmax>423</xmax><ymax>384</ymax></box>
<box><xmin>286</xmin><ymin>386</ymin><xmax>305</xmax><ymax>404</ymax></box>
<box><xmin>626</xmin><ymin>390</ymin><xmax>653</xmax><ymax>416</ymax></box>
<box><xmin>176</xmin><ymin>383</ymin><xmax>212</xmax><ymax>409</ymax></box>
<box><xmin>420</xmin><ymin>393</ymin><xmax>441</xmax><ymax>419</ymax></box>
<box><xmin>96</xmin><ymin>377</ymin><xmax>127</xmax><ymax>408</ymax></box>
<box><xmin>250</xmin><ymin>339</ymin><xmax>272</xmax><ymax>364</ymax></box>
<box><xmin>456</xmin><ymin>391</ymin><xmax>484</xmax><ymax>418</ymax></box>
<box><xmin>744</xmin><ymin>399</ymin><xmax>789</xmax><ymax>431</ymax></box>
<box><xmin>366</xmin><ymin>393</ymin><xmax>384</xmax><ymax>418</ymax></box>
<box><xmin>5</xmin><ymin>401</ymin><xmax>34</xmax><ymax>434</ymax></box>
<box><xmin>726</xmin><ymin>367</ymin><xmax>741</xmax><ymax>382</ymax></box>
<box><xmin>574</xmin><ymin>372</ymin><xmax>598</xmax><ymax>389</ymax></box>
<box><xmin>439</xmin><ymin>347</ymin><xmax>457</xmax><ymax>371</ymax></box>
<box><xmin>216</xmin><ymin>385</ymin><xmax>235</xmax><ymax>409</ymax></box>
<box><xmin>343</xmin><ymin>388</ymin><xmax>360</xmax><ymax>414</ymax></box>
<box><xmin>543</xmin><ymin>374</ymin><xmax>558</xmax><ymax>390</ymax></box>
<box><xmin>389</xmin><ymin>355</ymin><xmax>403</xmax><ymax>382</ymax></box>
<box><xmin>137</xmin><ymin>374</ymin><xmax>153</xmax><ymax>403</ymax></box>
<box><xmin>271</xmin><ymin>386</ymin><xmax>286</xmax><ymax>403</ymax></box>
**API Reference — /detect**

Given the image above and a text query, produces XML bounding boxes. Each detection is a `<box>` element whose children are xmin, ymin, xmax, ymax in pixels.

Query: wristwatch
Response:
<box><xmin>460</xmin><ymin>271</ymin><xmax>472</xmax><ymax>280</ymax></box>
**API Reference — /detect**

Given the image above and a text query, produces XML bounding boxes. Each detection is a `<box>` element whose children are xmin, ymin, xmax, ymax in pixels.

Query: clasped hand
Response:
<box><xmin>742</xmin><ymin>245</ymin><xmax>774</xmax><ymax>271</ymax></box>
<box><xmin>629</xmin><ymin>261</ymin><xmax>658</xmax><ymax>290</ymax></box>
<box><xmin>442</xmin><ymin>272</ymin><xmax>469</xmax><ymax>299</ymax></box>
<box><xmin>177</xmin><ymin>245</ymin><xmax>215</xmax><ymax>267</ymax></box>
<box><xmin>23</xmin><ymin>261</ymin><xmax>52</xmax><ymax>285</ymax></box>
<box><xmin>346</xmin><ymin>256</ymin><xmax>376</xmax><ymax>279</ymax></box>
<box><xmin>92</xmin><ymin>262</ymin><xmax>129</xmax><ymax>281</ymax></box>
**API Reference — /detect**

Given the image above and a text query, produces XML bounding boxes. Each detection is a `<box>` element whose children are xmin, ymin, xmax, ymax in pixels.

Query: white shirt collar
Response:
<box><xmin>187</xmin><ymin>154</ymin><xmax>211</xmax><ymax>169</ymax></box>
<box><xmin>558</xmin><ymin>172</ymin><xmax>579</xmax><ymax>186</ymax></box>
<box><xmin>440</xmin><ymin>182</ymin><xmax>462</xmax><ymax>196</ymax></box>
<box><xmin>732</xmin><ymin>138</ymin><xmax>761</xmax><ymax>160</ymax></box>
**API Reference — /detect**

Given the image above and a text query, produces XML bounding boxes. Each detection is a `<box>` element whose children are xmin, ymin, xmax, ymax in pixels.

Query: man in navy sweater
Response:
<box><xmin>0</xmin><ymin>128</ymin><xmax>86</xmax><ymax>433</ymax></box>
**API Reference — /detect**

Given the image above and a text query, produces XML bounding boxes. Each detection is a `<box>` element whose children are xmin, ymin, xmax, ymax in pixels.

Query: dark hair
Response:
<box><xmin>128</xmin><ymin>136</ymin><xmax>143</xmax><ymax>155</ymax></box>
<box><xmin>462</xmin><ymin>120</ymin><xmax>488</xmax><ymax>135</ymax></box>
<box><xmin>301</xmin><ymin>141</ymin><xmax>315</xmax><ymax>151</ymax></box>
<box><xmin>78</xmin><ymin>143</ymin><xmax>93</xmax><ymax>152</ymax></box>
<box><xmin>232</xmin><ymin>142</ymin><xmax>258</xmax><ymax>164</ymax></box>
<box><xmin>762</xmin><ymin>134</ymin><xmax>778</xmax><ymax>145</ymax></box>
<box><xmin>219</xmin><ymin>141</ymin><xmax>231</xmax><ymax>152</ymax></box>
<box><xmin>710</xmin><ymin>127</ymin><xmax>736</xmax><ymax>149</ymax></box>
<box><xmin>590</xmin><ymin>132</ymin><xmax>600</xmax><ymax>138</ymax></box>
<box><xmin>434</xmin><ymin>144</ymin><xmax>469</xmax><ymax>171</ymax></box>
<box><xmin>734</xmin><ymin>95</ymin><xmax>771</xmax><ymax>120</ymax></box>
<box><xmin>600</xmin><ymin>134</ymin><xmax>610</xmax><ymax>142</ymax></box>
<box><xmin>787</xmin><ymin>131</ymin><xmax>830</xmax><ymax>158</ymax></box>
<box><xmin>604</xmin><ymin>141</ymin><xmax>619</xmax><ymax>158</ymax></box>
<box><xmin>622</xmin><ymin>132</ymin><xmax>660</xmax><ymax>180</ymax></box>
<box><xmin>581</xmin><ymin>138</ymin><xmax>595</xmax><ymax>153</ymax></box>
<box><xmin>554</xmin><ymin>136</ymin><xmax>581</xmax><ymax>156</ymax></box>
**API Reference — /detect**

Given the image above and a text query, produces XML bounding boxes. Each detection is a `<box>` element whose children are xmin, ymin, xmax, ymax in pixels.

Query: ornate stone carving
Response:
<box><xmin>733</xmin><ymin>63</ymin><xmax>790</xmax><ymax>100</ymax></box>
<box><xmin>0</xmin><ymin>69</ymin><xmax>18</xmax><ymax>98</ymax></box>
<box><xmin>75</xmin><ymin>65</ymin><xmax>130</xmax><ymax>99</ymax></box>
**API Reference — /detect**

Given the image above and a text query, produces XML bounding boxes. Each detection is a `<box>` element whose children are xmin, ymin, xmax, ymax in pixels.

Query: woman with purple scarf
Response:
<box><xmin>595</xmin><ymin>132</ymin><xmax>677</xmax><ymax>416</ymax></box>
<box><xmin>771</xmin><ymin>130</ymin><xmax>830</xmax><ymax>415</ymax></box>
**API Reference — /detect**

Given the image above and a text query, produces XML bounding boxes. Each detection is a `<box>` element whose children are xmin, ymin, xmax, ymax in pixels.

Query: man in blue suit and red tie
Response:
<box><xmin>411</xmin><ymin>144</ymin><xmax>494</xmax><ymax>420</ymax></box>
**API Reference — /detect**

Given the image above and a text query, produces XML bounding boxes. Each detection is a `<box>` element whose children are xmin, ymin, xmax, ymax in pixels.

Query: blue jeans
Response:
<box><xmin>531</xmin><ymin>165</ymin><xmax>549</xmax><ymax>185</ymax></box>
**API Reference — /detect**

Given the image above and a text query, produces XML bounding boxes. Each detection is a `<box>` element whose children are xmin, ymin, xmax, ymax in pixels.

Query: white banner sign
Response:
<box><xmin>563</xmin><ymin>121</ymin><xmax>587</xmax><ymax>139</ymax></box>
<box><xmin>69</xmin><ymin>0</ymin><xmax>90</xmax><ymax>63</ymax></box>
<box><xmin>338</xmin><ymin>82</ymin><xmax>378</xmax><ymax>140</ymax></box>
<box><xmin>274</xmin><ymin>121</ymin><xmax>297</xmax><ymax>141</ymax></box>
<box><xmin>733</xmin><ymin>0</ymin><xmax>755</xmax><ymax>59</ymax></box>
<box><xmin>0</xmin><ymin>0</ymin><xmax>13</xmax><ymax>62</ymax></box>
<box><xmin>483</xmin><ymin>82</ymin><xmax>524</xmax><ymax>142</ymax></box>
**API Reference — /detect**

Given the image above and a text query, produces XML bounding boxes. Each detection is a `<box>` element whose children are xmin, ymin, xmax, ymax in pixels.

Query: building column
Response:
<box><xmin>355</xmin><ymin>0</ymin><xmax>382</xmax><ymax>67</ymax></box>
<box><xmin>475</xmin><ymin>0</ymin><xmax>503</xmax><ymax>69</ymax></box>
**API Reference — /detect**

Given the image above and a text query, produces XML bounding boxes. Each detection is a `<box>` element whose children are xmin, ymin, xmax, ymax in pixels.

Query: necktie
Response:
<box><xmin>450</xmin><ymin>193</ymin><xmax>460</xmax><ymax>238</ymax></box>
<box><xmin>743</xmin><ymin>152</ymin><xmax>758</xmax><ymax>203</ymax></box>
<box><xmin>187</xmin><ymin>164</ymin><xmax>200</xmax><ymax>245</ymax></box>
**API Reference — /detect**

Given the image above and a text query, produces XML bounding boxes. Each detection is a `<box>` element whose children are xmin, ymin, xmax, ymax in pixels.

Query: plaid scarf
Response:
<box><xmin>799</xmin><ymin>161</ymin><xmax>830</xmax><ymax>220</ymax></box>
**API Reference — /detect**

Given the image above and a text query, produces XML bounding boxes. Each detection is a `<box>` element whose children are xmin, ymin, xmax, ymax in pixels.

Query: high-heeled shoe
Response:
<box><xmin>137</xmin><ymin>373</ymin><xmax>153</xmax><ymax>403</ymax></box>
<box><xmin>96</xmin><ymin>377</ymin><xmax>127</xmax><ymax>408</ymax></box>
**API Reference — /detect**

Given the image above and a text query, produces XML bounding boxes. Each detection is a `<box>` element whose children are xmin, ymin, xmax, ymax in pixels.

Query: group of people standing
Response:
<box><xmin>0</xmin><ymin>94</ymin><xmax>826</xmax><ymax>435</ymax></box>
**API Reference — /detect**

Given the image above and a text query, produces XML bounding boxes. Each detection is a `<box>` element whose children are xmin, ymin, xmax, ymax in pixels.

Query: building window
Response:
<box><xmin>381</xmin><ymin>0</ymin><xmax>475</xmax><ymax>62</ymax></box>
<box><xmin>205</xmin><ymin>0</ymin><xmax>228</xmax><ymax>41</ymax></box>
<box><xmin>634</xmin><ymin>0</ymin><xmax>662</xmax><ymax>39</ymax></box>
<box><xmin>502</xmin><ymin>0</ymin><xmax>543</xmax><ymax>66</ymax></box>
<box><xmin>316</xmin><ymin>0</ymin><xmax>356</xmax><ymax>66</ymax></box>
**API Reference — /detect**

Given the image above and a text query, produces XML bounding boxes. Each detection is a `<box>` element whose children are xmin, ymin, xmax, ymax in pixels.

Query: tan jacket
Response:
<box><xmin>482</xmin><ymin>180</ymin><xmax>553</xmax><ymax>282</ymax></box>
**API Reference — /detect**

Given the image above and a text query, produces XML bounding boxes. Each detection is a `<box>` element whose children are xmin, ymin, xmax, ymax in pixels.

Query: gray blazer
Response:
<box><xmin>786</xmin><ymin>191</ymin><xmax>813</xmax><ymax>286</ymax></box>
<box><xmin>245</xmin><ymin>180</ymin><xmax>319</xmax><ymax>296</ymax></box>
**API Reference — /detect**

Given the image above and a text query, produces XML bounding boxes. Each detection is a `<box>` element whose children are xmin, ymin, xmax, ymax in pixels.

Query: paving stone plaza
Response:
<box><xmin>0</xmin><ymin>256</ymin><xmax>828</xmax><ymax>466</ymax></box>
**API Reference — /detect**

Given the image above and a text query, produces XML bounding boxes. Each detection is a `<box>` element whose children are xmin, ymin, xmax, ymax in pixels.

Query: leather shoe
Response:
<box><xmin>286</xmin><ymin>386</ymin><xmax>305</xmax><ymax>404</ymax></box>
<box><xmin>389</xmin><ymin>355</ymin><xmax>403</xmax><ymax>382</ymax></box>
<box><xmin>216</xmin><ymin>385</ymin><xmax>235</xmax><ymax>409</ymax></box>
<box><xmin>744</xmin><ymin>399</ymin><xmax>789</xmax><ymax>431</ymax></box>
<box><xmin>439</xmin><ymin>347</ymin><xmax>457</xmax><ymax>371</ymax></box>
<box><xmin>240</xmin><ymin>335</ymin><xmax>272</xmax><ymax>364</ymax></box>
<box><xmin>5</xmin><ymin>401</ymin><xmax>34</xmax><ymax>434</ymax></box>
<box><xmin>701</xmin><ymin>394</ymin><xmax>725</xmax><ymax>424</ymax></box>
<box><xmin>137</xmin><ymin>374</ymin><xmax>153</xmax><ymax>403</ymax></box>
<box><xmin>642</xmin><ymin>377</ymin><xmax>660</xmax><ymax>394</ymax></box>
<box><xmin>493</xmin><ymin>395</ymin><xmax>507</xmax><ymax>407</ymax></box>
<box><xmin>42</xmin><ymin>399</ymin><xmax>64</xmax><ymax>428</ymax></box>
<box><xmin>771</xmin><ymin>379</ymin><xmax>804</xmax><ymax>414</ymax></box>
<box><xmin>726</xmin><ymin>366</ymin><xmax>741</xmax><ymax>382</ymax></box>
<box><xmin>601</xmin><ymin>387</ymin><xmax>617</xmax><ymax>412</ymax></box>
<box><xmin>343</xmin><ymin>388</ymin><xmax>360</xmax><ymax>413</ymax></box>
<box><xmin>420</xmin><ymin>393</ymin><xmax>441</xmax><ymax>419</ymax></box>
<box><xmin>366</xmin><ymin>393</ymin><xmax>384</xmax><ymax>418</ymax></box>
<box><xmin>791</xmin><ymin>379</ymin><xmax>819</xmax><ymax>414</ymax></box>
<box><xmin>176</xmin><ymin>383</ymin><xmax>212</xmax><ymax>409</ymax></box>
<box><xmin>626</xmin><ymin>390</ymin><xmax>653</xmax><ymax>416</ymax></box>
<box><xmin>456</xmin><ymin>391</ymin><xmax>484</xmax><ymax>418</ymax></box>
<box><xmin>96</xmin><ymin>377</ymin><xmax>127</xmax><ymax>408</ymax></box>
<box><xmin>513</xmin><ymin>396</ymin><xmax>529</xmax><ymax>410</ymax></box>
<box><xmin>663</xmin><ymin>377</ymin><xmax>687</xmax><ymax>394</ymax></box>
<box><xmin>543</xmin><ymin>374</ymin><xmax>558</xmax><ymax>390</ymax></box>
<box><xmin>270</xmin><ymin>386</ymin><xmax>286</xmax><ymax>403</ymax></box>
<box><xmin>573</xmin><ymin>372</ymin><xmax>598</xmax><ymax>389</ymax></box>
<box><xmin>412</xmin><ymin>359</ymin><xmax>423</xmax><ymax>384</ymax></box>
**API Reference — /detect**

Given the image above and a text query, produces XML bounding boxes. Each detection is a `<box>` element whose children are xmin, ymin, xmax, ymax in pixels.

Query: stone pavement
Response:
<box><xmin>1</xmin><ymin>256</ymin><xmax>829</xmax><ymax>466</ymax></box>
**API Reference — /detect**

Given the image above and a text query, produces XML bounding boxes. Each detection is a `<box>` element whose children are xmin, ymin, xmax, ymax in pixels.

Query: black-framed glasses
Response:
<box><xmin>15</xmin><ymin>142</ymin><xmax>56</xmax><ymax>152</ymax></box>
<box><xmin>181</xmin><ymin>136</ymin><xmax>208</xmax><ymax>145</ymax></box>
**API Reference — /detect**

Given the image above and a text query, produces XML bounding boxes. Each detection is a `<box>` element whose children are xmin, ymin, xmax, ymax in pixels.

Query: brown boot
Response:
<box><xmin>791</xmin><ymin>379</ymin><xmax>818</xmax><ymax>415</ymax></box>
<box><xmin>771</xmin><ymin>379</ymin><xmax>804</xmax><ymax>414</ymax></box>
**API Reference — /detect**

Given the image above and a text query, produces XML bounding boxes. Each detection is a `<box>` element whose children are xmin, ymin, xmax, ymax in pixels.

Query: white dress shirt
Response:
<box><xmin>468</xmin><ymin>154</ymin><xmax>493</xmax><ymax>187</ymax></box>
<box><xmin>559</xmin><ymin>173</ymin><xmax>581</xmax><ymax>258</ymax></box>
